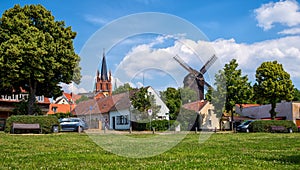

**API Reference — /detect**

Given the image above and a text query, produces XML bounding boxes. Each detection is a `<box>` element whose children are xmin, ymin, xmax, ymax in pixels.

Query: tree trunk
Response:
<box><xmin>270</xmin><ymin>102</ymin><xmax>277</xmax><ymax>120</ymax></box>
<box><xmin>28</xmin><ymin>80</ymin><xmax>37</xmax><ymax>115</ymax></box>
<box><xmin>230</xmin><ymin>109</ymin><xmax>234</xmax><ymax>131</ymax></box>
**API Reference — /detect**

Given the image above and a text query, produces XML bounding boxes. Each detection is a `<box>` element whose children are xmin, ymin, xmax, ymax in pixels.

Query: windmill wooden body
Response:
<box><xmin>173</xmin><ymin>55</ymin><xmax>217</xmax><ymax>100</ymax></box>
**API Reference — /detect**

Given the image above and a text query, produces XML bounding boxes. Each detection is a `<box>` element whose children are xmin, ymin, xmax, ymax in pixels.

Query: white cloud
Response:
<box><xmin>84</xmin><ymin>14</ymin><xmax>108</xmax><ymax>25</ymax></box>
<box><xmin>210</xmin><ymin>36</ymin><xmax>300</xmax><ymax>84</ymax></box>
<box><xmin>114</xmin><ymin>35</ymin><xmax>300</xmax><ymax>88</ymax></box>
<box><xmin>278</xmin><ymin>27</ymin><xmax>300</xmax><ymax>35</ymax></box>
<box><xmin>254</xmin><ymin>0</ymin><xmax>300</xmax><ymax>30</ymax></box>
<box><xmin>60</xmin><ymin>82</ymin><xmax>88</xmax><ymax>94</ymax></box>
<box><xmin>113</xmin><ymin>35</ymin><xmax>216</xmax><ymax>88</ymax></box>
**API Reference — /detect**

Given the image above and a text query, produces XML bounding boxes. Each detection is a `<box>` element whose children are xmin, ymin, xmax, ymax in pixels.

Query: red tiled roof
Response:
<box><xmin>63</xmin><ymin>92</ymin><xmax>81</xmax><ymax>102</ymax></box>
<box><xmin>73</xmin><ymin>92</ymin><xmax>130</xmax><ymax>115</ymax></box>
<box><xmin>182</xmin><ymin>100</ymin><xmax>208</xmax><ymax>112</ymax></box>
<box><xmin>64</xmin><ymin>93</ymin><xmax>72</xmax><ymax>100</ymax></box>
<box><xmin>236</xmin><ymin>104</ymin><xmax>261</xmax><ymax>108</ymax></box>
<box><xmin>47</xmin><ymin>103</ymin><xmax>72</xmax><ymax>114</ymax></box>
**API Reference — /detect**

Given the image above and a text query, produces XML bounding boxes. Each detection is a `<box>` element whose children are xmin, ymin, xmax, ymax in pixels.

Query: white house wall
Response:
<box><xmin>77</xmin><ymin>114</ymin><xmax>108</xmax><ymax>129</ymax></box>
<box><xmin>147</xmin><ymin>87</ymin><xmax>169</xmax><ymax>120</ymax></box>
<box><xmin>200</xmin><ymin>102</ymin><xmax>219</xmax><ymax>130</ymax></box>
<box><xmin>109</xmin><ymin>109</ymin><xmax>130</xmax><ymax>130</ymax></box>
<box><xmin>292</xmin><ymin>103</ymin><xmax>300</xmax><ymax>121</ymax></box>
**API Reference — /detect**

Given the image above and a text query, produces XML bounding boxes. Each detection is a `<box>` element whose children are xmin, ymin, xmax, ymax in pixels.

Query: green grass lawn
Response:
<box><xmin>0</xmin><ymin>132</ymin><xmax>299</xmax><ymax>169</ymax></box>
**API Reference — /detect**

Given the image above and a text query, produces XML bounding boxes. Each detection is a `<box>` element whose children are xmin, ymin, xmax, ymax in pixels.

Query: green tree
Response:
<box><xmin>13</xmin><ymin>100</ymin><xmax>42</xmax><ymax>115</ymax></box>
<box><xmin>160</xmin><ymin>87</ymin><xmax>181</xmax><ymax>120</ymax></box>
<box><xmin>179</xmin><ymin>87</ymin><xmax>197</xmax><ymax>104</ymax></box>
<box><xmin>75</xmin><ymin>95</ymin><xmax>89</xmax><ymax>104</ymax></box>
<box><xmin>292</xmin><ymin>88</ymin><xmax>300</xmax><ymax>101</ymax></box>
<box><xmin>208</xmin><ymin>69</ymin><xmax>226</xmax><ymax>130</ymax></box>
<box><xmin>209</xmin><ymin>59</ymin><xmax>253</xmax><ymax>129</ymax></box>
<box><xmin>130</xmin><ymin>87</ymin><xmax>161</xmax><ymax>121</ymax></box>
<box><xmin>113</xmin><ymin>83</ymin><xmax>133</xmax><ymax>95</ymax></box>
<box><xmin>0</xmin><ymin>5</ymin><xmax>81</xmax><ymax>115</ymax></box>
<box><xmin>254</xmin><ymin>61</ymin><xmax>294</xmax><ymax>119</ymax></box>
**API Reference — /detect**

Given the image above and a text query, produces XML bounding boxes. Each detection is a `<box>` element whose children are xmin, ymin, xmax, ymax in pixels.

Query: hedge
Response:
<box><xmin>249</xmin><ymin>120</ymin><xmax>297</xmax><ymax>132</ymax></box>
<box><xmin>5</xmin><ymin>115</ymin><xmax>60</xmax><ymax>134</ymax></box>
<box><xmin>132</xmin><ymin>120</ymin><xmax>177</xmax><ymax>131</ymax></box>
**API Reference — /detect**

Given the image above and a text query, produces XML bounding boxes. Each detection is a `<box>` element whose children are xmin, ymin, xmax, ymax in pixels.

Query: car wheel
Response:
<box><xmin>246</xmin><ymin>129</ymin><xmax>249</xmax><ymax>133</ymax></box>
<box><xmin>78</xmin><ymin>126</ymin><xmax>83</xmax><ymax>133</ymax></box>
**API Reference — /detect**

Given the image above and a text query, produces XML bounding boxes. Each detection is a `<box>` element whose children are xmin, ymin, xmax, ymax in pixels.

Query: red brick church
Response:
<box><xmin>94</xmin><ymin>50</ymin><xmax>112</xmax><ymax>99</ymax></box>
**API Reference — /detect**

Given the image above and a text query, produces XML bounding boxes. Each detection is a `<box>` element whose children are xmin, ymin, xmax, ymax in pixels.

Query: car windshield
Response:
<box><xmin>61</xmin><ymin>118</ymin><xmax>80</xmax><ymax>123</ymax></box>
<box><xmin>242</xmin><ymin>121</ymin><xmax>252</xmax><ymax>125</ymax></box>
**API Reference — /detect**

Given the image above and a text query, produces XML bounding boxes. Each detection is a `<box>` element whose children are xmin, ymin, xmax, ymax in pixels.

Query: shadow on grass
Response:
<box><xmin>260</xmin><ymin>155</ymin><xmax>300</xmax><ymax>165</ymax></box>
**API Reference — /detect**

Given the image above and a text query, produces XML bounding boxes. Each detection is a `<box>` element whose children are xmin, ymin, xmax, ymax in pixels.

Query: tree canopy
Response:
<box><xmin>293</xmin><ymin>88</ymin><xmax>300</xmax><ymax>101</ymax></box>
<box><xmin>130</xmin><ymin>87</ymin><xmax>161</xmax><ymax>121</ymax></box>
<box><xmin>112</xmin><ymin>83</ymin><xmax>133</xmax><ymax>95</ymax></box>
<box><xmin>160</xmin><ymin>87</ymin><xmax>181</xmax><ymax>120</ymax></box>
<box><xmin>0</xmin><ymin>5</ymin><xmax>81</xmax><ymax>115</ymax></box>
<box><xmin>208</xmin><ymin>59</ymin><xmax>253</xmax><ymax>129</ymax></box>
<box><xmin>254</xmin><ymin>61</ymin><xmax>294</xmax><ymax>119</ymax></box>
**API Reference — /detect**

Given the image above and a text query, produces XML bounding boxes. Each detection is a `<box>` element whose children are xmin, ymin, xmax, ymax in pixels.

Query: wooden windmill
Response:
<box><xmin>173</xmin><ymin>54</ymin><xmax>217</xmax><ymax>100</ymax></box>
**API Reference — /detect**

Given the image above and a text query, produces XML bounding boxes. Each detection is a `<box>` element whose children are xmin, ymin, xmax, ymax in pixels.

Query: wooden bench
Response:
<box><xmin>270</xmin><ymin>126</ymin><xmax>286</xmax><ymax>133</ymax></box>
<box><xmin>12</xmin><ymin>123</ymin><xmax>41</xmax><ymax>134</ymax></box>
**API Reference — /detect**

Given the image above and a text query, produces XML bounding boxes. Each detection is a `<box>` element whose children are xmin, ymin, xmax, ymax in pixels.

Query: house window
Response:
<box><xmin>208</xmin><ymin>119</ymin><xmax>212</xmax><ymax>127</ymax></box>
<box><xmin>116</xmin><ymin>115</ymin><xmax>129</xmax><ymax>125</ymax></box>
<box><xmin>52</xmin><ymin>107</ymin><xmax>57</xmax><ymax>113</ymax></box>
<box><xmin>208</xmin><ymin>109</ymin><xmax>212</xmax><ymax>116</ymax></box>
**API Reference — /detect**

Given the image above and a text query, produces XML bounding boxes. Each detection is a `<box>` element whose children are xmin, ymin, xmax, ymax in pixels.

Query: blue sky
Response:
<box><xmin>1</xmin><ymin>0</ymin><xmax>300</xmax><ymax>93</ymax></box>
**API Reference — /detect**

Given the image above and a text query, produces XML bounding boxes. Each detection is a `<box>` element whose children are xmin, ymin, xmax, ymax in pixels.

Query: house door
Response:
<box><xmin>112</xmin><ymin>117</ymin><xmax>116</xmax><ymax>129</ymax></box>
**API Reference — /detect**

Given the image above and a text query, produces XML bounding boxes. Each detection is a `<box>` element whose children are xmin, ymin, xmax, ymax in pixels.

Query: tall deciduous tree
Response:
<box><xmin>0</xmin><ymin>5</ymin><xmax>81</xmax><ymax>115</ymax></box>
<box><xmin>179</xmin><ymin>87</ymin><xmax>197</xmax><ymax>104</ymax></box>
<box><xmin>292</xmin><ymin>88</ymin><xmax>300</xmax><ymax>101</ymax></box>
<box><xmin>209</xmin><ymin>59</ymin><xmax>252</xmax><ymax>129</ymax></box>
<box><xmin>130</xmin><ymin>87</ymin><xmax>160</xmax><ymax>121</ymax></box>
<box><xmin>113</xmin><ymin>83</ymin><xmax>133</xmax><ymax>95</ymax></box>
<box><xmin>160</xmin><ymin>87</ymin><xmax>181</xmax><ymax>120</ymax></box>
<box><xmin>254</xmin><ymin>61</ymin><xmax>294</xmax><ymax>119</ymax></box>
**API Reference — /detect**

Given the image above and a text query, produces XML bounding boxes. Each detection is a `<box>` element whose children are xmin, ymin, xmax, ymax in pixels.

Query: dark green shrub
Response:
<box><xmin>5</xmin><ymin>115</ymin><xmax>59</xmax><ymax>134</ymax></box>
<box><xmin>50</xmin><ymin>112</ymin><xmax>72</xmax><ymax>119</ymax></box>
<box><xmin>131</xmin><ymin>120</ymin><xmax>177</xmax><ymax>131</ymax></box>
<box><xmin>146</xmin><ymin>120</ymin><xmax>176</xmax><ymax>131</ymax></box>
<box><xmin>249</xmin><ymin>120</ymin><xmax>297</xmax><ymax>132</ymax></box>
<box><xmin>131</xmin><ymin>121</ymin><xmax>147</xmax><ymax>131</ymax></box>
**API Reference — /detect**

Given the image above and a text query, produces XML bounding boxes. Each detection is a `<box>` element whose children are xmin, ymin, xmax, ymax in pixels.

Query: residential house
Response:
<box><xmin>235</xmin><ymin>101</ymin><xmax>300</xmax><ymax>127</ymax></box>
<box><xmin>183</xmin><ymin>100</ymin><xmax>220</xmax><ymax>130</ymax></box>
<box><xmin>47</xmin><ymin>92</ymin><xmax>81</xmax><ymax>115</ymax></box>
<box><xmin>0</xmin><ymin>93</ymin><xmax>50</xmax><ymax>119</ymax></box>
<box><xmin>73</xmin><ymin>86</ymin><xmax>170</xmax><ymax>130</ymax></box>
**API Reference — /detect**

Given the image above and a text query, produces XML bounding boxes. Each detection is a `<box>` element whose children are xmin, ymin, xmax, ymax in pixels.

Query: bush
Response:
<box><xmin>249</xmin><ymin>120</ymin><xmax>297</xmax><ymax>132</ymax></box>
<box><xmin>132</xmin><ymin>120</ymin><xmax>177</xmax><ymax>131</ymax></box>
<box><xmin>146</xmin><ymin>120</ymin><xmax>170</xmax><ymax>131</ymax></box>
<box><xmin>5</xmin><ymin>115</ymin><xmax>60</xmax><ymax>134</ymax></box>
<box><xmin>50</xmin><ymin>112</ymin><xmax>72</xmax><ymax>119</ymax></box>
<box><xmin>131</xmin><ymin>121</ymin><xmax>147</xmax><ymax>131</ymax></box>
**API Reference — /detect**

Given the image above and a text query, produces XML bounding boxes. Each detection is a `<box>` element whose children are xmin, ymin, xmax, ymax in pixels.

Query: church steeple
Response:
<box><xmin>100</xmin><ymin>49</ymin><xmax>108</xmax><ymax>81</ymax></box>
<box><xmin>95</xmin><ymin>49</ymin><xmax>112</xmax><ymax>98</ymax></box>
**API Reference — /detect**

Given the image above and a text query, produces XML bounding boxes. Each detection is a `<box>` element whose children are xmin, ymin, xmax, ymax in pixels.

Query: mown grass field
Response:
<box><xmin>0</xmin><ymin>132</ymin><xmax>299</xmax><ymax>169</ymax></box>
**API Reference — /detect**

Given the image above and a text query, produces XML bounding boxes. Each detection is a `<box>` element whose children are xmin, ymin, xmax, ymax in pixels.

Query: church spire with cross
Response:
<box><xmin>95</xmin><ymin>49</ymin><xmax>112</xmax><ymax>99</ymax></box>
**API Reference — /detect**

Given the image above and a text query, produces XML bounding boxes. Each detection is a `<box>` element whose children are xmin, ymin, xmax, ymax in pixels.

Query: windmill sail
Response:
<box><xmin>200</xmin><ymin>55</ymin><xmax>217</xmax><ymax>74</ymax></box>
